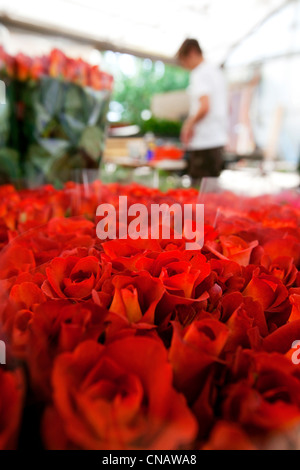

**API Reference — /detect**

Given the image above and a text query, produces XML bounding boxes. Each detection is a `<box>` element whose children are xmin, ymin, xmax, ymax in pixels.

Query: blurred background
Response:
<box><xmin>0</xmin><ymin>0</ymin><xmax>300</xmax><ymax>192</ymax></box>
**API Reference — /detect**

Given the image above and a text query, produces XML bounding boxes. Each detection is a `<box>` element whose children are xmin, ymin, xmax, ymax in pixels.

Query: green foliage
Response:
<box><xmin>140</xmin><ymin>117</ymin><xmax>182</xmax><ymax>138</ymax></box>
<box><xmin>0</xmin><ymin>148</ymin><xmax>21</xmax><ymax>183</ymax></box>
<box><xmin>0</xmin><ymin>76</ymin><xmax>111</xmax><ymax>184</ymax></box>
<box><xmin>111</xmin><ymin>59</ymin><xmax>189</xmax><ymax>125</ymax></box>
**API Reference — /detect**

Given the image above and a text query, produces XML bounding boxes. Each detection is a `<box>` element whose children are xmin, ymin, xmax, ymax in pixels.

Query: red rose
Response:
<box><xmin>45</xmin><ymin>217</ymin><xmax>96</xmax><ymax>247</ymax></box>
<box><xmin>169</xmin><ymin>317</ymin><xmax>229</xmax><ymax>437</ymax></box>
<box><xmin>222</xmin><ymin>350</ymin><xmax>300</xmax><ymax>433</ymax></box>
<box><xmin>169</xmin><ymin>319</ymin><xmax>229</xmax><ymax>402</ymax></box>
<box><xmin>151</xmin><ymin>251</ymin><xmax>211</xmax><ymax>297</ymax></box>
<box><xmin>263</xmin><ymin>236</ymin><xmax>300</xmax><ymax>268</ymax></box>
<box><xmin>289</xmin><ymin>289</ymin><xmax>300</xmax><ymax>322</ymax></box>
<box><xmin>109</xmin><ymin>272</ymin><xmax>165</xmax><ymax>325</ymax></box>
<box><xmin>220</xmin><ymin>292</ymin><xmax>268</xmax><ymax>351</ymax></box>
<box><xmin>210</xmin><ymin>258</ymin><xmax>244</xmax><ymax>293</ymax></box>
<box><xmin>102</xmin><ymin>238</ymin><xmax>162</xmax><ymax>272</ymax></box>
<box><xmin>243</xmin><ymin>268</ymin><xmax>291</xmax><ymax>328</ymax></box>
<box><xmin>49</xmin><ymin>49</ymin><xmax>66</xmax><ymax>78</ymax></box>
<box><xmin>154</xmin><ymin>252</ymin><xmax>211</xmax><ymax>320</ymax></box>
<box><xmin>262</xmin><ymin>318</ymin><xmax>300</xmax><ymax>354</ymax></box>
<box><xmin>24</xmin><ymin>217</ymin><xmax>96</xmax><ymax>265</ymax></box>
<box><xmin>15</xmin><ymin>53</ymin><xmax>32</xmax><ymax>81</ymax></box>
<box><xmin>10</xmin><ymin>282</ymin><xmax>46</xmax><ymax>311</ymax></box>
<box><xmin>0</xmin><ymin>369</ymin><xmax>24</xmax><ymax>450</ymax></box>
<box><xmin>0</xmin><ymin>282</ymin><xmax>47</xmax><ymax>357</ymax></box>
<box><xmin>0</xmin><ymin>244</ymin><xmax>35</xmax><ymax>280</ymax></box>
<box><xmin>169</xmin><ymin>319</ymin><xmax>229</xmax><ymax>435</ymax></box>
<box><xmin>26</xmin><ymin>300</ymin><xmax>110</xmax><ymax>398</ymax></box>
<box><xmin>43</xmin><ymin>337</ymin><xmax>198</xmax><ymax>450</ymax></box>
<box><xmin>261</xmin><ymin>256</ymin><xmax>298</xmax><ymax>287</ymax></box>
<box><xmin>202</xmin><ymin>421</ymin><xmax>256</xmax><ymax>450</ymax></box>
<box><xmin>206</xmin><ymin>235</ymin><xmax>258</xmax><ymax>267</ymax></box>
<box><xmin>42</xmin><ymin>255</ymin><xmax>111</xmax><ymax>301</ymax></box>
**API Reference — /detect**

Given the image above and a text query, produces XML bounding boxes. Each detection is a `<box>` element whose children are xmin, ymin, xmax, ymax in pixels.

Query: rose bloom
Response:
<box><xmin>0</xmin><ymin>369</ymin><xmax>24</xmax><ymax>450</ymax></box>
<box><xmin>2</xmin><ymin>281</ymin><xmax>47</xmax><ymax>358</ymax></box>
<box><xmin>108</xmin><ymin>271</ymin><xmax>165</xmax><ymax>325</ymax></box>
<box><xmin>261</xmin><ymin>256</ymin><xmax>298</xmax><ymax>287</ymax></box>
<box><xmin>289</xmin><ymin>289</ymin><xmax>300</xmax><ymax>322</ymax></box>
<box><xmin>262</xmin><ymin>236</ymin><xmax>300</xmax><ymax>268</ymax></box>
<box><xmin>42</xmin><ymin>255</ymin><xmax>111</xmax><ymax>301</ymax></box>
<box><xmin>169</xmin><ymin>319</ymin><xmax>229</xmax><ymax>402</ymax></box>
<box><xmin>243</xmin><ymin>267</ymin><xmax>291</xmax><ymax>329</ymax></box>
<box><xmin>43</xmin><ymin>336</ymin><xmax>197</xmax><ymax>450</ymax></box>
<box><xmin>210</xmin><ymin>258</ymin><xmax>244</xmax><ymax>294</ymax></box>
<box><xmin>262</xmin><ymin>310</ymin><xmax>300</xmax><ymax>355</ymax></box>
<box><xmin>153</xmin><ymin>252</ymin><xmax>211</xmax><ymax>322</ymax></box>
<box><xmin>0</xmin><ymin>244</ymin><xmax>35</xmax><ymax>280</ymax></box>
<box><xmin>150</xmin><ymin>251</ymin><xmax>211</xmax><ymax>296</ymax></box>
<box><xmin>222</xmin><ymin>350</ymin><xmax>300</xmax><ymax>433</ymax></box>
<box><xmin>206</xmin><ymin>235</ymin><xmax>258</xmax><ymax>267</ymax></box>
<box><xmin>102</xmin><ymin>238</ymin><xmax>162</xmax><ymax>272</ymax></box>
<box><xmin>26</xmin><ymin>300</ymin><xmax>110</xmax><ymax>398</ymax></box>
<box><xmin>23</xmin><ymin>217</ymin><xmax>96</xmax><ymax>266</ymax></box>
<box><xmin>220</xmin><ymin>292</ymin><xmax>268</xmax><ymax>351</ymax></box>
<box><xmin>202</xmin><ymin>421</ymin><xmax>256</xmax><ymax>450</ymax></box>
<box><xmin>169</xmin><ymin>319</ymin><xmax>229</xmax><ymax>436</ymax></box>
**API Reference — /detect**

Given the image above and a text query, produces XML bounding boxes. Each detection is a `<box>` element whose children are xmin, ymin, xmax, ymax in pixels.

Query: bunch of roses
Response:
<box><xmin>0</xmin><ymin>181</ymin><xmax>300</xmax><ymax>450</ymax></box>
<box><xmin>0</xmin><ymin>47</ymin><xmax>113</xmax><ymax>91</ymax></box>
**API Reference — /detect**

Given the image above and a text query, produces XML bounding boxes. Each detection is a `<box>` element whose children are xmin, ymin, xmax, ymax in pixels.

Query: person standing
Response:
<box><xmin>177</xmin><ymin>39</ymin><xmax>228</xmax><ymax>179</ymax></box>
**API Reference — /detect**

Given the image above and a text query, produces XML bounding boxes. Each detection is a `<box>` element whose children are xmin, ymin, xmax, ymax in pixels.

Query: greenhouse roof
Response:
<box><xmin>0</xmin><ymin>0</ymin><xmax>296</xmax><ymax>64</ymax></box>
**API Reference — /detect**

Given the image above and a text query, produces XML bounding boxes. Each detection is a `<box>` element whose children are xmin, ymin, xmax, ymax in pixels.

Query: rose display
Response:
<box><xmin>0</xmin><ymin>48</ymin><xmax>113</xmax><ymax>184</ymax></box>
<box><xmin>0</xmin><ymin>181</ymin><xmax>300</xmax><ymax>450</ymax></box>
<box><xmin>0</xmin><ymin>47</ymin><xmax>113</xmax><ymax>90</ymax></box>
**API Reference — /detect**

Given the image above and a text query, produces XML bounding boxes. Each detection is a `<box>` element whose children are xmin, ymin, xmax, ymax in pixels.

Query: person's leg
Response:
<box><xmin>206</xmin><ymin>147</ymin><xmax>224</xmax><ymax>177</ymax></box>
<box><xmin>188</xmin><ymin>150</ymin><xmax>207</xmax><ymax>179</ymax></box>
<box><xmin>187</xmin><ymin>147</ymin><xmax>224</xmax><ymax>180</ymax></box>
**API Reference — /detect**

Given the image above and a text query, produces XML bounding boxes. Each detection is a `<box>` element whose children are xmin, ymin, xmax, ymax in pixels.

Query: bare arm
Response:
<box><xmin>181</xmin><ymin>95</ymin><xmax>210</xmax><ymax>145</ymax></box>
<box><xmin>190</xmin><ymin>95</ymin><xmax>210</xmax><ymax>125</ymax></box>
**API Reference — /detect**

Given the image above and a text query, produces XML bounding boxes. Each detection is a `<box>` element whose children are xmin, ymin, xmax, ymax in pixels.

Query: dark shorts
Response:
<box><xmin>186</xmin><ymin>147</ymin><xmax>224</xmax><ymax>179</ymax></box>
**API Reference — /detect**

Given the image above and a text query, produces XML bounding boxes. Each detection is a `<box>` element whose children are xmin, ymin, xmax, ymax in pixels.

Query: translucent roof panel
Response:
<box><xmin>0</xmin><ymin>0</ymin><xmax>290</xmax><ymax>63</ymax></box>
<box><xmin>226</xmin><ymin>0</ymin><xmax>300</xmax><ymax>66</ymax></box>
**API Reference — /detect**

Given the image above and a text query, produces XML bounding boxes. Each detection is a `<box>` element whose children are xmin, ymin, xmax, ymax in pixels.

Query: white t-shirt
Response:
<box><xmin>187</xmin><ymin>61</ymin><xmax>228</xmax><ymax>150</ymax></box>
